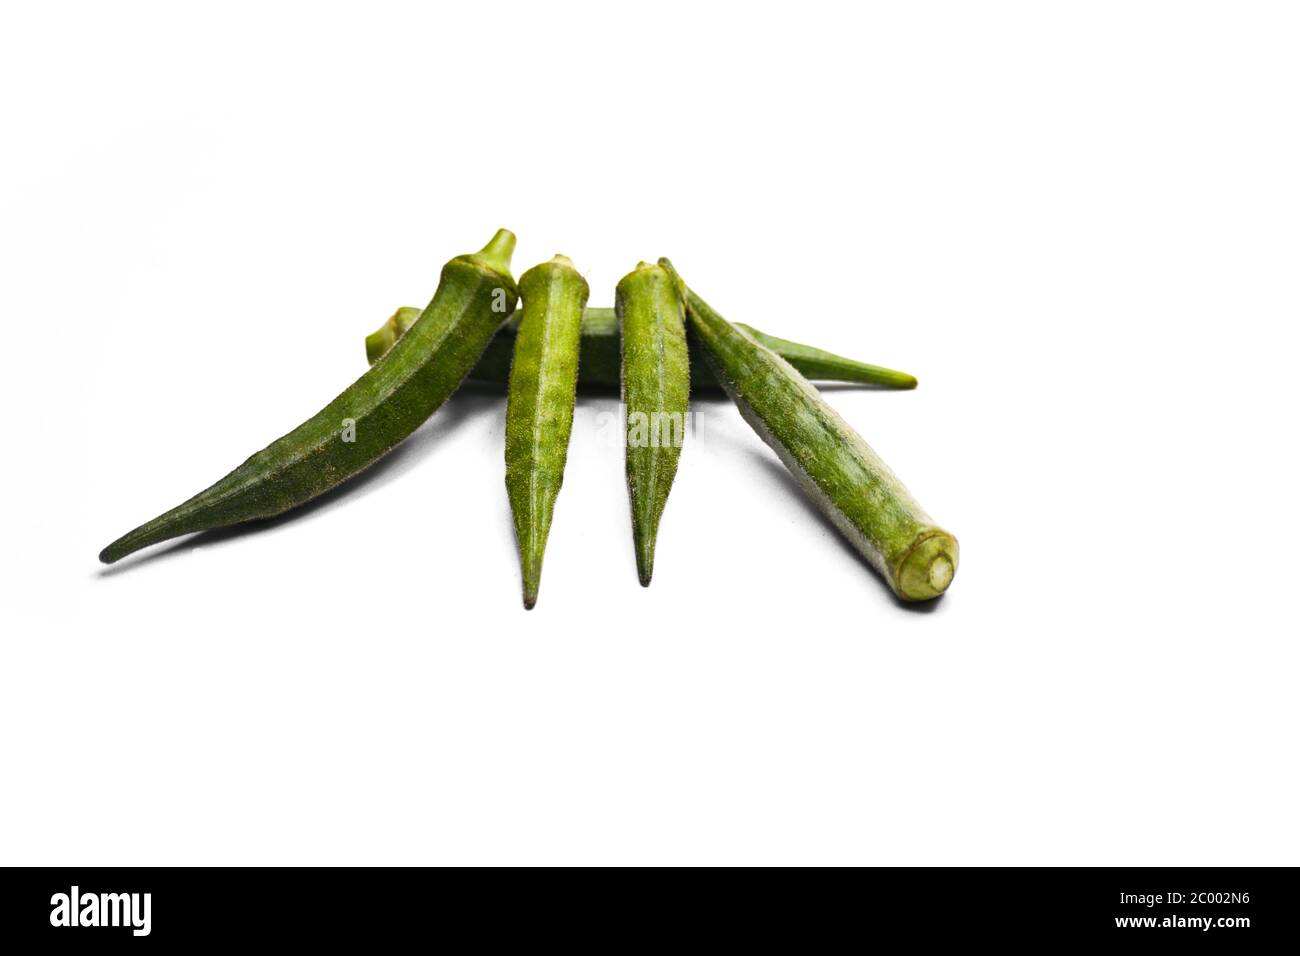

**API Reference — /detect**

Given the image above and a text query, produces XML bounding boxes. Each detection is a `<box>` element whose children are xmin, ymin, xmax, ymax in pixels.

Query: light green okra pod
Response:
<box><xmin>367</xmin><ymin>306</ymin><xmax>917</xmax><ymax>390</ymax></box>
<box><xmin>505</xmin><ymin>255</ymin><xmax>590</xmax><ymax>609</ymax></box>
<box><xmin>660</xmin><ymin>258</ymin><xmax>958</xmax><ymax>601</ymax></box>
<box><xmin>617</xmin><ymin>262</ymin><xmax>690</xmax><ymax>586</ymax></box>
<box><xmin>99</xmin><ymin>230</ymin><xmax>520</xmax><ymax>564</ymax></box>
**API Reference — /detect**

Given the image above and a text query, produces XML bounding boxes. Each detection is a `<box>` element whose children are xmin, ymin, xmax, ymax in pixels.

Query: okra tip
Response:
<box><xmin>635</xmin><ymin>540</ymin><xmax>655</xmax><ymax>588</ymax></box>
<box><xmin>895</xmin><ymin>532</ymin><xmax>959</xmax><ymax>601</ymax></box>
<box><xmin>99</xmin><ymin>528</ymin><xmax>159</xmax><ymax>564</ymax></box>
<box><xmin>520</xmin><ymin>554</ymin><xmax>542</xmax><ymax>610</ymax></box>
<box><xmin>98</xmin><ymin>542</ymin><xmax>123</xmax><ymax>565</ymax></box>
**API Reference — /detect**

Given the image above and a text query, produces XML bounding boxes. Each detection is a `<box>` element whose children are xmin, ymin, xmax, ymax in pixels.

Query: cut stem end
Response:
<box><xmin>895</xmin><ymin>533</ymin><xmax>959</xmax><ymax>601</ymax></box>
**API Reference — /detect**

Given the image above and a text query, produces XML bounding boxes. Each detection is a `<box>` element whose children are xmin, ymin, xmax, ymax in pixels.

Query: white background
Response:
<box><xmin>2</xmin><ymin>2</ymin><xmax>1296</xmax><ymax>865</ymax></box>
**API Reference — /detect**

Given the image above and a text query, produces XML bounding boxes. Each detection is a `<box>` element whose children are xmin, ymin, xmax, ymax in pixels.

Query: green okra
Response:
<box><xmin>505</xmin><ymin>255</ymin><xmax>590</xmax><ymax>609</ymax></box>
<box><xmin>99</xmin><ymin>229</ymin><xmax>520</xmax><ymax>564</ymax></box>
<box><xmin>733</xmin><ymin>325</ymin><xmax>915</xmax><ymax>388</ymax></box>
<box><xmin>660</xmin><ymin>258</ymin><xmax>958</xmax><ymax>602</ymax></box>
<box><xmin>617</xmin><ymin>262</ymin><xmax>690</xmax><ymax>586</ymax></box>
<box><xmin>367</xmin><ymin>306</ymin><xmax>917</xmax><ymax>390</ymax></box>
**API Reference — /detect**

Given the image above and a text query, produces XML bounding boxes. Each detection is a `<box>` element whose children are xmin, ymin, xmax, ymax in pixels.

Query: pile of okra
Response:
<box><xmin>101</xmin><ymin>230</ymin><xmax>958</xmax><ymax>606</ymax></box>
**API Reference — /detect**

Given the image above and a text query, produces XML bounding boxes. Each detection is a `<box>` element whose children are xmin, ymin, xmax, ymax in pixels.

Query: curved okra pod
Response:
<box><xmin>659</xmin><ymin>258</ymin><xmax>958</xmax><ymax>602</ymax></box>
<box><xmin>505</xmin><ymin>256</ymin><xmax>590</xmax><ymax>609</ymax></box>
<box><xmin>366</xmin><ymin>307</ymin><xmax>917</xmax><ymax>390</ymax></box>
<box><xmin>617</xmin><ymin>262</ymin><xmax>690</xmax><ymax>586</ymax></box>
<box><xmin>99</xmin><ymin>229</ymin><xmax>520</xmax><ymax>564</ymax></box>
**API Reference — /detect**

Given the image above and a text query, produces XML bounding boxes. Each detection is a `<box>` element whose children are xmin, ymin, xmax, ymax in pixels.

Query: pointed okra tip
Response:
<box><xmin>521</xmin><ymin>556</ymin><xmax>542</xmax><ymax>611</ymax></box>
<box><xmin>635</xmin><ymin>538</ymin><xmax>655</xmax><ymax>587</ymax></box>
<box><xmin>99</xmin><ymin>530</ymin><xmax>143</xmax><ymax>564</ymax></box>
<box><xmin>468</xmin><ymin>227</ymin><xmax>517</xmax><ymax>276</ymax></box>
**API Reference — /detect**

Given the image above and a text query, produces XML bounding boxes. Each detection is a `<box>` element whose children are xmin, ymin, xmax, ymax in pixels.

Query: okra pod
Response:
<box><xmin>618</xmin><ymin>263</ymin><xmax>690</xmax><ymax>586</ymax></box>
<box><xmin>660</xmin><ymin>259</ymin><xmax>958</xmax><ymax>601</ymax></box>
<box><xmin>734</xmin><ymin>324</ymin><xmax>916</xmax><ymax>390</ymax></box>
<box><xmin>99</xmin><ymin>229</ymin><xmax>520</xmax><ymax>564</ymax></box>
<box><xmin>367</xmin><ymin>307</ymin><xmax>917</xmax><ymax>390</ymax></box>
<box><xmin>505</xmin><ymin>256</ymin><xmax>589</xmax><ymax>608</ymax></box>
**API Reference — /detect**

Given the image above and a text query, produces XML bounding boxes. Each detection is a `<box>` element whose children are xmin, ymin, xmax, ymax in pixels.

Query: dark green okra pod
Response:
<box><xmin>505</xmin><ymin>255</ymin><xmax>590</xmax><ymax>609</ymax></box>
<box><xmin>660</xmin><ymin>258</ymin><xmax>958</xmax><ymax>601</ymax></box>
<box><xmin>617</xmin><ymin>262</ymin><xmax>690</xmax><ymax>586</ymax></box>
<box><xmin>99</xmin><ymin>229</ymin><xmax>520</xmax><ymax>564</ymax></box>
<box><xmin>367</xmin><ymin>306</ymin><xmax>916</xmax><ymax>390</ymax></box>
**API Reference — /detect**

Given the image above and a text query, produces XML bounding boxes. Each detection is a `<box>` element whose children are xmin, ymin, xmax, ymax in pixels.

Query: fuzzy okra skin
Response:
<box><xmin>660</xmin><ymin>259</ymin><xmax>958</xmax><ymax>601</ymax></box>
<box><xmin>617</xmin><ymin>263</ymin><xmax>690</xmax><ymax>586</ymax></box>
<box><xmin>99</xmin><ymin>229</ymin><xmax>520</xmax><ymax>564</ymax></box>
<box><xmin>367</xmin><ymin>306</ymin><xmax>917</xmax><ymax>390</ymax></box>
<box><xmin>505</xmin><ymin>256</ymin><xmax>590</xmax><ymax>609</ymax></box>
